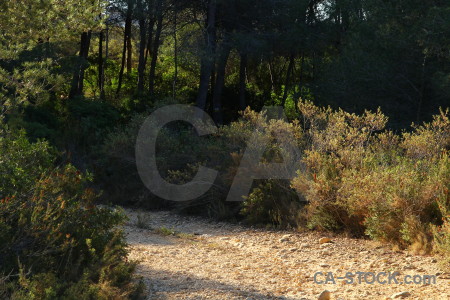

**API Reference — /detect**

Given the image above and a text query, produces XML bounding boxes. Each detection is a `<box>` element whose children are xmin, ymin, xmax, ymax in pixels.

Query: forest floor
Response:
<box><xmin>124</xmin><ymin>209</ymin><xmax>450</xmax><ymax>300</ymax></box>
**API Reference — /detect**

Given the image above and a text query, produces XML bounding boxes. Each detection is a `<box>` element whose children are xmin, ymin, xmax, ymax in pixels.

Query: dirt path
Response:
<box><xmin>124</xmin><ymin>209</ymin><xmax>450</xmax><ymax>300</ymax></box>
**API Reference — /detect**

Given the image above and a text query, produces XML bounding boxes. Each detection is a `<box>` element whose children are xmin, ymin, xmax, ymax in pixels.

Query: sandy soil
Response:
<box><xmin>124</xmin><ymin>209</ymin><xmax>450</xmax><ymax>300</ymax></box>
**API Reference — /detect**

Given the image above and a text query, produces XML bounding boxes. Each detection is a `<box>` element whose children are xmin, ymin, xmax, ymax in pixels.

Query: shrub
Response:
<box><xmin>292</xmin><ymin>101</ymin><xmax>450</xmax><ymax>253</ymax></box>
<box><xmin>0</xmin><ymin>125</ymin><xmax>140</xmax><ymax>299</ymax></box>
<box><xmin>431</xmin><ymin>154</ymin><xmax>450</xmax><ymax>264</ymax></box>
<box><xmin>241</xmin><ymin>180</ymin><xmax>304</xmax><ymax>228</ymax></box>
<box><xmin>65</xmin><ymin>97</ymin><xmax>121</xmax><ymax>151</ymax></box>
<box><xmin>292</xmin><ymin>100</ymin><xmax>388</xmax><ymax>233</ymax></box>
<box><xmin>401</xmin><ymin>108</ymin><xmax>450</xmax><ymax>160</ymax></box>
<box><xmin>96</xmin><ymin>99</ymin><xmax>450</xmax><ymax>261</ymax></box>
<box><xmin>0</xmin><ymin>126</ymin><xmax>54</xmax><ymax>199</ymax></box>
<box><xmin>226</xmin><ymin>108</ymin><xmax>305</xmax><ymax>226</ymax></box>
<box><xmin>97</xmin><ymin>101</ymin><xmax>236</xmax><ymax>217</ymax></box>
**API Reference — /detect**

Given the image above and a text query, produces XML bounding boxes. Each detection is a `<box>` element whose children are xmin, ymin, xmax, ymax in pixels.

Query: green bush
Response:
<box><xmin>65</xmin><ymin>97</ymin><xmax>121</xmax><ymax>150</ymax></box>
<box><xmin>0</xmin><ymin>125</ymin><xmax>140</xmax><ymax>299</ymax></box>
<box><xmin>96</xmin><ymin>99</ymin><xmax>450</xmax><ymax>261</ymax></box>
<box><xmin>292</xmin><ymin>101</ymin><xmax>450</xmax><ymax>254</ymax></box>
<box><xmin>97</xmin><ymin>101</ymin><xmax>236</xmax><ymax>217</ymax></box>
<box><xmin>241</xmin><ymin>180</ymin><xmax>304</xmax><ymax>228</ymax></box>
<box><xmin>431</xmin><ymin>154</ymin><xmax>450</xmax><ymax>265</ymax></box>
<box><xmin>0</xmin><ymin>126</ymin><xmax>54</xmax><ymax>199</ymax></box>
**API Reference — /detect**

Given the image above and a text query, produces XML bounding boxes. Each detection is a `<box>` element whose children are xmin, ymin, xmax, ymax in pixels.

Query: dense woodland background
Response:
<box><xmin>0</xmin><ymin>0</ymin><xmax>450</xmax><ymax>298</ymax></box>
<box><xmin>2</xmin><ymin>0</ymin><xmax>450</xmax><ymax>128</ymax></box>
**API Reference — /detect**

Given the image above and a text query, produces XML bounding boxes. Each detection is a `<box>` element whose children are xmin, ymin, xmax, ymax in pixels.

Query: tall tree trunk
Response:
<box><xmin>105</xmin><ymin>25</ymin><xmax>109</xmax><ymax>59</ymax></box>
<box><xmin>70</xmin><ymin>31</ymin><xmax>92</xmax><ymax>98</ymax></box>
<box><xmin>98</xmin><ymin>30</ymin><xmax>105</xmax><ymax>99</ymax></box>
<box><xmin>268</xmin><ymin>61</ymin><xmax>275</xmax><ymax>94</ymax></box>
<box><xmin>116</xmin><ymin>1</ymin><xmax>133</xmax><ymax>95</ymax></box>
<box><xmin>149</xmin><ymin>0</ymin><xmax>163</xmax><ymax>95</ymax></box>
<box><xmin>281</xmin><ymin>53</ymin><xmax>295</xmax><ymax>107</ymax></box>
<box><xmin>196</xmin><ymin>0</ymin><xmax>217</xmax><ymax>111</ymax></box>
<box><xmin>74</xmin><ymin>31</ymin><xmax>87</xmax><ymax>94</ymax></box>
<box><xmin>212</xmin><ymin>43</ymin><xmax>231</xmax><ymax>125</ymax></box>
<box><xmin>127</xmin><ymin>33</ymin><xmax>133</xmax><ymax>73</ymax></box>
<box><xmin>417</xmin><ymin>56</ymin><xmax>427</xmax><ymax>122</ymax></box>
<box><xmin>137</xmin><ymin>0</ymin><xmax>147</xmax><ymax>93</ymax></box>
<box><xmin>77</xmin><ymin>32</ymin><xmax>91</xmax><ymax>96</ymax></box>
<box><xmin>239</xmin><ymin>53</ymin><xmax>248</xmax><ymax>110</ymax></box>
<box><xmin>145</xmin><ymin>15</ymin><xmax>155</xmax><ymax>66</ymax></box>
<box><xmin>172</xmin><ymin>3</ymin><xmax>178</xmax><ymax>99</ymax></box>
<box><xmin>295</xmin><ymin>53</ymin><xmax>305</xmax><ymax>112</ymax></box>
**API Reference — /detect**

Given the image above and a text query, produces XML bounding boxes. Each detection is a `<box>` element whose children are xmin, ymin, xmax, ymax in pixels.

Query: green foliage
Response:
<box><xmin>0</xmin><ymin>0</ymin><xmax>104</xmax><ymax>117</ymax></box>
<box><xmin>96</xmin><ymin>100</ymin><xmax>232</xmax><ymax>214</ymax></box>
<box><xmin>66</xmin><ymin>97</ymin><xmax>121</xmax><ymax>150</ymax></box>
<box><xmin>241</xmin><ymin>180</ymin><xmax>304</xmax><ymax>228</ymax></box>
<box><xmin>0</xmin><ymin>125</ymin><xmax>140</xmax><ymax>299</ymax></box>
<box><xmin>316</xmin><ymin>0</ymin><xmax>450</xmax><ymax>128</ymax></box>
<box><xmin>95</xmin><ymin>111</ymin><xmax>161</xmax><ymax>207</ymax></box>
<box><xmin>154</xmin><ymin>227</ymin><xmax>176</xmax><ymax>236</ymax></box>
<box><xmin>291</xmin><ymin>101</ymin><xmax>450</xmax><ymax>255</ymax></box>
<box><xmin>136</xmin><ymin>212</ymin><xmax>152</xmax><ymax>230</ymax></box>
<box><xmin>92</xmin><ymin>91</ymin><xmax>450</xmax><ymax>266</ymax></box>
<box><xmin>0</xmin><ymin>126</ymin><xmax>54</xmax><ymax>199</ymax></box>
<box><xmin>431</xmin><ymin>155</ymin><xmax>450</xmax><ymax>265</ymax></box>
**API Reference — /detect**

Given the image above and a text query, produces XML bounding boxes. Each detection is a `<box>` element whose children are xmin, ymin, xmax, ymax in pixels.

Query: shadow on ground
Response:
<box><xmin>138</xmin><ymin>266</ymin><xmax>303</xmax><ymax>300</ymax></box>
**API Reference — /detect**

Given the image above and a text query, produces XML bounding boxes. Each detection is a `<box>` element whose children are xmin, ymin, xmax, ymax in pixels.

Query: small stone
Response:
<box><xmin>319</xmin><ymin>263</ymin><xmax>330</xmax><ymax>268</ymax></box>
<box><xmin>301</xmin><ymin>243</ymin><xmax>310</xmax><ymax>248</ymax></box>
<box><xmin>416</xmin><ymin>268</ymin><xmax>425</xmax><ymax>272</ymax></box>
<box><xmin>289</xmin><ymin>247</ymin><xmax>298</xmax><ymax>252</ymax></box>
<box><xmin>318</xmin><ymin>290</ymin><xmax>331</xmax><ymax>300</ymax></box>
<box><xmin>319</xmin><ymin>237</ymin><xmax>332</xmax><ymax>244</ymax></box>
<box><xmin>390</xmin><ymin>291</ymin><xmax>411</xmax><ymax>299</ymax></box>
<box><xmin>279</xmin><ymin>234</ymin><xmax>291</xmax><ymax>242</ymax></box>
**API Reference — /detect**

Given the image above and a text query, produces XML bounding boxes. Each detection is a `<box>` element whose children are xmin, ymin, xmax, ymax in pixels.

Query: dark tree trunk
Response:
<box><xmin>137</xmin><ymin>2</ymin><xmax>147</xmax><ymax>93</ymax></box>
<box><xmin>116</xmin><ymin>1</ymin><xmax>133</xmax><ymax>95</ymax></box>
<box><xmin>105</xmin><ymin>26</ymin><xmax>109</xmax><ymax>59</ymax></box>
<box><xmin>281</xmin><ymin>53</ymin><xmax>295</xmax><ymax>107</ymax></box>
<box><xmin>149</xmin><ymin>0</ymin><xmax>163</xmax><ymax>95</ymax></box>
<box><xmin>172</xmin><ymin>3</ymin><xmax>178</xmax><ymax>99</ymax></box>
<box><xmin>196</xmin><ymin>0</ymin><xmax>217</xmax><ymax>111</ymax></box>
<box><xmin>79</xmin><ymin>32</ymin><xmax>92</xmax><ymax>93</ymax></box>
<box><xmin>295</xmin><ymin>53</ymin><xmax>305</xmax><ymax>112</ymax></box>
<box><xmin>98</xmin><ymin>30</ymin><xmax>105</xmax><ymax>99</ymax></box>
<box><xmin>417</xmin><ymin>56</ymin><xmax>427</xmax><ymax>122</ymax></box>
<box><xmin>268</xmin><ymin>61</ymin><xmax>275</xmax><ymax>94</ymax></box>
<box><xmin>144</xmin><ymin>14</ymin><xmax>155</xmax><ymax>66</ymax></box>
<box><xmin>212</xmin><ymin>43</ymin><xmax>231</xmax><ymax>125</ymax></box>
<box><xmin>127</xmin><ymin>32</ymin><xmax>133</xmax><ymax>73</ymax></box>
<box><xmin>70</xmin><ymin>31</ymin><xmax>92</xmax><ymax>98</ymax></box>
<box><xmin>239</xmin><ymin>53</ymin><xmax>248</xmax><ymax>110</ymax></box>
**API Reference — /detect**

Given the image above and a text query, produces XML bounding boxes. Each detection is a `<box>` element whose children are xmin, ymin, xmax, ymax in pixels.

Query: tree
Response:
<box><xmin>149</xmin><ymin>0</ymin><xmax>165</xmax><ymax>95</ymax></box>
<box><xmin>0</xmin><ymin>0</ymin><xmax>103</xmax><ymax>111</ymax></box>
<box><xmin>116</xmin><ymin>0</ymin><xmax>134</xmax><ymax>95</ymax></box>
<box><xmin>195</xmin><ymin>0</ymin><xmax>217</xmax><ymax>111</ymax></box>
<box><xmin>137</xmin><ymin>0</ymin><xmax>148</xmax><ymax>93</ymax></box>
<box><xmin>70</xmin><ymin>31</ymin><xmax>92</xmax><ymax>98</ymax></box>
